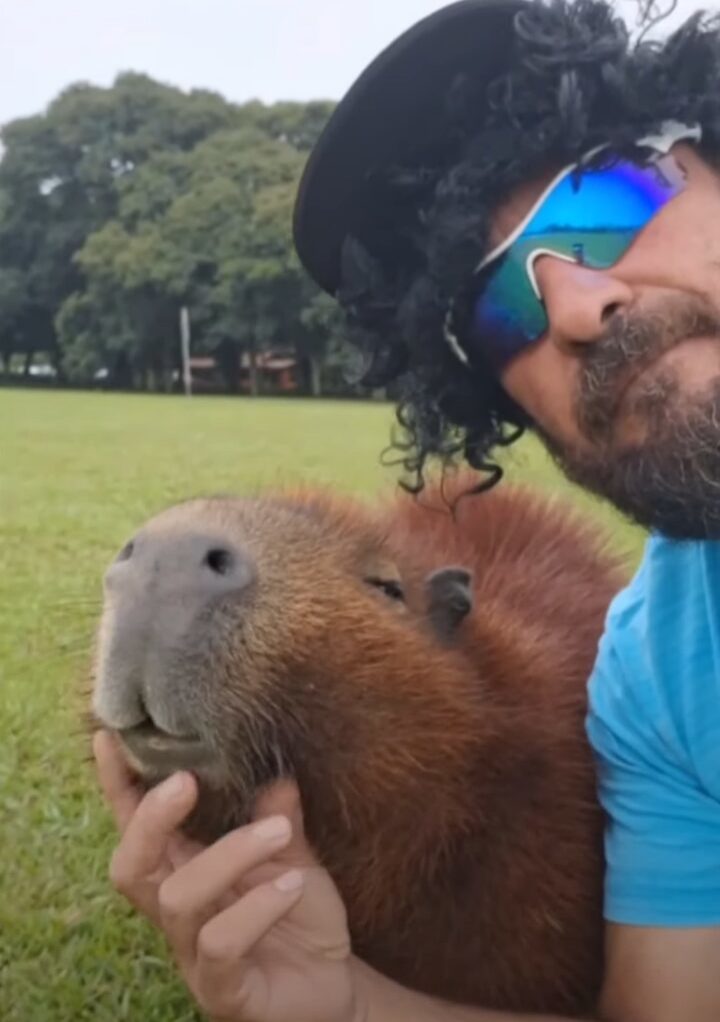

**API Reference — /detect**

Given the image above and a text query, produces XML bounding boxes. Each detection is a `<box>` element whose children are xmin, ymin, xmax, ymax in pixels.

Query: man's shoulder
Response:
<box><xmin>602</xmin><ymin>534</ymin><xmax>720</xmax><ymax>661</ymax></box>
<box><xmin>589</xmin><ymin>535</ymin><xmax>720</xmax><ymax>784</ymax></box>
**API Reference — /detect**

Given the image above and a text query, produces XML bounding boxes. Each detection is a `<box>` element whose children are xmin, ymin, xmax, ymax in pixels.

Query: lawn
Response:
<box><xmin>0</xmin><ymin>388</ymin><xmax>645</xmax><ymax>1022</ymax></box>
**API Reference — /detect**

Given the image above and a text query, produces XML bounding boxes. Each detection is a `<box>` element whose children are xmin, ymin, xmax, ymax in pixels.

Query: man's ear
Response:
<box><xmin>425</xmin><ymin>567</ymin><xmax>473</xmax><ymax>642</ymax></box>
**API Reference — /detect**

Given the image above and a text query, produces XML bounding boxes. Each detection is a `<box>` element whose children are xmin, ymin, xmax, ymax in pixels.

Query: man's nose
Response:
<box><xmin>533</xmin><ymin>255</ymin><xmax>634</xmax><ymax>349</ymax></box>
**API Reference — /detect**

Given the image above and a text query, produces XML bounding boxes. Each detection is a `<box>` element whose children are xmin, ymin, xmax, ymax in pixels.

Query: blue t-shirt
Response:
<box><xmin>587</xmin><ymin>535</ymin><xmax>720</xmax><ymax>926</ymax></box>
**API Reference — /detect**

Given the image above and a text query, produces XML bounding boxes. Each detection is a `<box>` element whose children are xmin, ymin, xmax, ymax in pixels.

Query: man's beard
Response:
<box><xmin>537</xmin><ymin>296</ymin><xmax>720</xmax><ymax>540</ymax></box>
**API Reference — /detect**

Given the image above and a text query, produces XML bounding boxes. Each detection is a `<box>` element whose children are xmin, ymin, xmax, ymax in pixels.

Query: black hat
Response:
<box><xmin>293</xmin><ymin>0</ymin><xmax>529</xmax><ymax>296</ymax></box>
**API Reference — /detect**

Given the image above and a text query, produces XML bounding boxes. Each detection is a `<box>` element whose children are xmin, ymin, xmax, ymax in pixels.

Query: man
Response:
<box><xmin>95</xmin><ymin>1</ymin><xmax>720</xmax><ymax>1019</ymax></box>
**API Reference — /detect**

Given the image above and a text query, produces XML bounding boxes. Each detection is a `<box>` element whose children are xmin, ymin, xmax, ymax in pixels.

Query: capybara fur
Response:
<box><xmin>92</xmin><ymin>476</ymin><xmax>625</xmax><ymax>1016</ymax></box>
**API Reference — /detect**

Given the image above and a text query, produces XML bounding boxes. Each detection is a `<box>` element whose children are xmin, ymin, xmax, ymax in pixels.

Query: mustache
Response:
<box><xmin>576</xmin><ymin>297</ymin><xmax>720</xmax><ymax>440</ymax></box>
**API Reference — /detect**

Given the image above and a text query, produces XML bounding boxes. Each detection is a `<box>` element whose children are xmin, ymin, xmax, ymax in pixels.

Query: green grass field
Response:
<box><xmin>0</xmin><ymin>389</ymin><xmax>645</xmax><ymax>1022</ymax></box>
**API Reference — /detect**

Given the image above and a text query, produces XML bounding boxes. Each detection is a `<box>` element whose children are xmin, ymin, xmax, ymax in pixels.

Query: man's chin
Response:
<box><xmin>538</xmin><ymin>427</ymin><xmax>720</xmax><ymax>542</ymax></box>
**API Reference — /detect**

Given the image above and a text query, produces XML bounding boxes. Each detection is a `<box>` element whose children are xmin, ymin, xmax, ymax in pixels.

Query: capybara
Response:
<box><xmin>92</xmin><ymin>476</ymin><xmax>624</xmax><ymax>1016</ymax></box>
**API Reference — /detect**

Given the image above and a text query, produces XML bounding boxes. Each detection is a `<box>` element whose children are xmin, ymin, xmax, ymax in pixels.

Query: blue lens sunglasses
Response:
<box><xmin>444</xmin><ymin>121</ymin><xmax>702</xmax><ymax>371</ymax></box>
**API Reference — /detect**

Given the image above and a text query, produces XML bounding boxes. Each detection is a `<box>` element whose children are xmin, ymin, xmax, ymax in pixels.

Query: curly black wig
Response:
<box><xmin>335</xmin><ymin>0</ymin><xmax>720</xmax><ymax>492</ymax></box>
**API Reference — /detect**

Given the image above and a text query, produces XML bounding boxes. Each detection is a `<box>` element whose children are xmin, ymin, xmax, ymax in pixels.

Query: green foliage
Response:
<box><xmin>0</xmin><ymin>76</ymin><xmax>343</xmax><ymax>393</ymax></box>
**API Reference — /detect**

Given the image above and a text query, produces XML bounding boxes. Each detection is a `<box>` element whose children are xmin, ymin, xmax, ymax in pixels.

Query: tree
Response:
<box><xmin>0</xmin><ymin>268</ymin><xmax>27</xmax><ymax>372</ymax></box>
<box><xmin>59</xmin><ymin>124</ymin><xmax>316</xmax><ymax>393</ymax></box>
<box><xmin>299</xmin><ymin>290</ymin><xmax>358</xmax><ymax>397</ymax></box>
<box><xmin>242</xmin><ymin>100</ymin><xmax>337</xmax><ymax>151</ymax></box>
<box><xmin>2</xmin><ymin>74</ymin><xmax>340</xmax><ymax>393</ymax></box>
<box><xmin>0</xmin><ymin>74</ymin><xmax>241</xmax><ymax>377</ymax></box>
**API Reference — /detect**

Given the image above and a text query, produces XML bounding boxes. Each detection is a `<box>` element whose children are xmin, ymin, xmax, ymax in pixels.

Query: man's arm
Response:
<box><xmin>599</xmin><ymin>924</ymin><xmax>720</xmax><ymax>1022</ymax></box>
<box><xmin>354</xmin><ymin>924</ymin><xmax>720</xmax><ymax>1022</ymax></box>
<box><xmin>352</xmin><ymin>956</ymin><xmax>590</xmax><ymax>1021</ymax></box>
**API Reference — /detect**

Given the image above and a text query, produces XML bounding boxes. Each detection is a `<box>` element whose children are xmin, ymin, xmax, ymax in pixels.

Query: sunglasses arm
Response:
<box><xmin>525</xmin><ymin>248</ymin><xmax>577</xmax><ymax>300</ymax></box>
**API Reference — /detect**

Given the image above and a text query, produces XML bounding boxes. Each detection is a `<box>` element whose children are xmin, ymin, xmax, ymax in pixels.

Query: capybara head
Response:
<box><xmin>93</xmin><ymin>489</ymin><xmax>483</xmax><ymax>835</ymax></box>
<box><xmin>92</xmin><ymin>478</ymin><xmax>624</xmax><ymax>1015</ymax></box>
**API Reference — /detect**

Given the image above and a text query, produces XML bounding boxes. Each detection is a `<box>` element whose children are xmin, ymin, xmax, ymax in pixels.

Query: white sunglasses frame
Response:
<box><xmin>444</xmin><ymin>119</ymin><xmax>703</xmax><ymax>367</ymax></box>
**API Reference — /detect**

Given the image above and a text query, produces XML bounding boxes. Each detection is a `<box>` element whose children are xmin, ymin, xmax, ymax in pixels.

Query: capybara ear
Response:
<box><xmin>425</xmin><ymin>566</ymin><xmax>474</xmax><ymax>642</ymax></box>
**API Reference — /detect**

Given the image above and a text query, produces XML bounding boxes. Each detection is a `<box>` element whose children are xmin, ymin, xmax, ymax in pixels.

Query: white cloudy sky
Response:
<box><xmin>0</xmin><ymin>0</ymin><xmax>715</xmax><ymax>127</ymax></box>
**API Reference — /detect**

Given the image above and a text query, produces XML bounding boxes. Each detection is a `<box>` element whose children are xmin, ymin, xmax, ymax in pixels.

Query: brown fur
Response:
<box><xmin>93</xmin><ymin>476</ymin><xmax>625</xmax><ymax>1016</ymax></box>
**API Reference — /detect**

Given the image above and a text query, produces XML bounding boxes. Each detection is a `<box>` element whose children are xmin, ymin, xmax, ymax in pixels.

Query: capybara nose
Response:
<box><xmin>96</xmin><ymin>530</ymin><xmax>256</xmax><ymax>736</ymax></box>
<box><xmin>104</xmin><ymin>530</ymin><xmax>256</xmax><ymax>604</ymax></box>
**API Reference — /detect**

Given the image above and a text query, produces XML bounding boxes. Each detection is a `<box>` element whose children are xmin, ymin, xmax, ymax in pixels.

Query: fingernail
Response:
<box><xmin>253</xmin><ymin>815</ymin><xmax>292</xmax><ymax>843</ymax></box>
<box><xmin>157</xmin><ymin>773</ymin><xmax>187</xmax><ymax>801</ymax></box>
<box><xmin>274</xmin><ymin>869</ymin><xmax>304</xmax><ymax>892</ymax></box>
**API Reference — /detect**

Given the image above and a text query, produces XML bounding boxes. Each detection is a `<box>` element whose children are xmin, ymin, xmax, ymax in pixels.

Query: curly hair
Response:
<box><xmin>335</xmin><ymin>0</ymin><xmax>720</xmax><ymax>493</ymax></box>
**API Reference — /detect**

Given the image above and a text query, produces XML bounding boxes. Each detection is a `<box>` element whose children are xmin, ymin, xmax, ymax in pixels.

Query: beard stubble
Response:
<box><xmin>537</xmin><ymin>295</ymin><xmax>720</xmax><ymax>539</ymax></box>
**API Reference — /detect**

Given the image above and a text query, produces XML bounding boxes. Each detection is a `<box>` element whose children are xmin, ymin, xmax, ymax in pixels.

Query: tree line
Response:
<box><xmin>0</xmin><ymin>74</ymin><xmax>368</xmax><ymax>397</ymax></box>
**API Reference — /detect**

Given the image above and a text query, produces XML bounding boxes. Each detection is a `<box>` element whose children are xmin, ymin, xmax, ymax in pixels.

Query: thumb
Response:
<box><xmin>252</xmin><ymin>778</ymin><xmax>318</xmax><ymax>868</ymax></box>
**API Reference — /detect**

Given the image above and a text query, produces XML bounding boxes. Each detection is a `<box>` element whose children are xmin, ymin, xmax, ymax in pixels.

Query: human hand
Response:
<box><xmin>93</xmin><ymin>730</ymin><xmax>361</xmax><ymax>1022</ymax></box>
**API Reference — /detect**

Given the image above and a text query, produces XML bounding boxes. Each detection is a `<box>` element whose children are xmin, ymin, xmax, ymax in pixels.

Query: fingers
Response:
<box><xmin>166</xmin><ymin>829</ymin><xmax>208</xmax><ymax>872</ymax></box>
<box><xmin>253</xmin><ymin>779</ymin><xmax>316</xmax><ymax>868</ymax></box>
<box><xmin>93</xmin><ymin>729</ymin><xmax>143</xmax><ymax>832</ymax></box>
<box><xmin>253</xmin><ymin>778</ymin><xmax>301</xmax><ymax>821</ymax></box>
<box><xmin>109</xmin><ymin>771</ymin><xmax>198</xmax><ymax>920</ymax></box>
<box><xmin>158</xmin><ymin>813</ymin><xmax>294</xmax><ymax>964</ymax></box>
<box><xmin>253</xmin><ymin>782</ymin><xmax>351</xmax><ymax>948</ymax></box>
<box><xmin>193</xmin><ymin>869</ymin><xmax>306</xmax><ymax>1014</ymax></box>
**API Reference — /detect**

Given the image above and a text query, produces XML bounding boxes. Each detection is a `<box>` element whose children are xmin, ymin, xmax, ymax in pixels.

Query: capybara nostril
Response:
<box><xmin>192</xmin><ymin>539</ymin><xmax>255</xmax><ymax>591</ymax></box>
<box><xmin>116</xmin><ymin>540</ymin><xmax>134</xmax><ymax>563</ymax></box>
<box><xmin>204</xmin><ymin>547</ymin><xmax>234</xmax><ymax>576</ymax></box>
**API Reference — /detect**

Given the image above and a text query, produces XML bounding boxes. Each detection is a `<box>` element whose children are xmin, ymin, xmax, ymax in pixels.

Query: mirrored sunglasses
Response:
<box><xmin>451</xmin><ymin>148</ymin><xmax>689</xmax><ymax>370</ymax></box>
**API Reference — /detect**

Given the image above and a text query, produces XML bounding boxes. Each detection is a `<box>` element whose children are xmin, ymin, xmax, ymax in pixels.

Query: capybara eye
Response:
<box><xmin>205</xmin><ymin>548</ymin><xmax>234</xmax><ymax>576</ymax></box>
<box><xmin>365</xmin><ymin>577</ymin><xmax>405</xmax><ymax>602</ymax></box>
<box><xmin>116</xmin><ymin>541</ymin><xmax>134</xmax><ymax>563</ymax></box>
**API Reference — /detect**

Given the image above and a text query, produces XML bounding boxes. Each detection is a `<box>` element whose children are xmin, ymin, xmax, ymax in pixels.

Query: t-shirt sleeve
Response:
<box><xmin>587</xmin><ymin>548</ymin><xmax>720</xmax><ymax>927</ymax></box>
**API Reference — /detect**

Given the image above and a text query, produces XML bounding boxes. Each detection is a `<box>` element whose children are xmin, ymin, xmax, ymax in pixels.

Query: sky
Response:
<box><xmin>0</xmin><ymin>0</ymin><xmax>715</xmax><ymax>129</ymax></box>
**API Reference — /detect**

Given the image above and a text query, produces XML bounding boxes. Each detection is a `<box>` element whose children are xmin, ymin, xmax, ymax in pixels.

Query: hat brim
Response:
<box><xmin>293</xmin><ymin>0</ymin><xmax>529</xmax><ymax>295</ymax></box>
